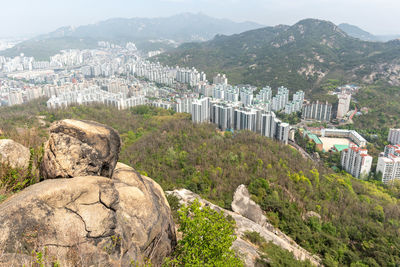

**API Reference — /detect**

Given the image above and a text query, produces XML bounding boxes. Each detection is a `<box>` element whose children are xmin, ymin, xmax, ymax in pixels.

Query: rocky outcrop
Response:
<box><xmin>232</xmin><ymin>184</ymin><xmax>268</xmax><ymax>227</ymax></box>
<box><xmin>111</xmin><ymin>163</ymin><xmax>177</xmax><ymax>265</ymax></box>
<box><xmin>168</xmin><ymin>188</ymin><xmax>321</xmax><ymax>267</ymax></box>
<box><xmin>40</xmin><ymin>119</ymin><xmax>121</xmax><ymax>179</ymax></box>
<box><xmin>0</xmin><ymin>139</ymin><xmax>30</xmax><ymax>169</ymax></box>
<box><xmin>0</xmin><ymin>172</ymin><xmax>176</xmax><ymax>266</ymax></box>
<box><xmin>304</xmin><ymin>211</ymin><xmax>322</xmax><ymax>220</ymax></box>
<box><xmin>0</xmin><ymin>120</ymin><xmax>176</xmax><ymax>266</ymax></box>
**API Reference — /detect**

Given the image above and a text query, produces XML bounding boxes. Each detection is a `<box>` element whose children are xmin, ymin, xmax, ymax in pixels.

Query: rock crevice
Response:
<box><xmin>0</xmin><ymin>120</ymin><xmax>176</xmax><ymax>266</ymax></box>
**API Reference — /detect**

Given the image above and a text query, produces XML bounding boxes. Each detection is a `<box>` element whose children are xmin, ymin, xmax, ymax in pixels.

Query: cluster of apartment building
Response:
<box><xmin>337</xmin><ymin>128</ymin><xmax>400</xmax><ymax>184</ymax></box>
<box><xmin>302</xmin><ymin>100</ymin><xmax>332</xmax><ymax>121</ymax></box>
<box><xmin>46</xmin><ymin>85</ymin><xmax>145</xmax><ymax>110</ymax></box>
<box><xmin>375</xmin><ymin>129</ymin><xmax>400</xmax><ymax>184</ymax></box>
<box><xmin>213</xmin><ymin>73</ymin><xmax>228</xmax><ymax>85</ymax></box>
<box><xmin>176</xmin><ymin>67</ymin><xmax>207</xmax><ymax>87</ymax></box>
<box><xmin>0</xmin><ymin>79</ymin><xmax>45</xmax><ymax>106</ymax></box>
<box><xmin>205</xmin><ymin>83</ymin><xmax>304</xmax><ymax>116</ymax></box>
<box><xmin>45</xmin><ymin>79</ymin><xmax>149</xmax><ymax>110</ymax></box>
<box><xmin>0</xmin><ymin>49</ymin><xmax>93</xmax><ymax>73</ymax></box>
<box><xmin>341</xmin><ymin>143</ymin><xmax>373</xmax><ymax>179</ymax></box>
<box><xmin>301</xmin><ymin>126</ymin><xmax>372</xmax><ymax>179</ymax></box>
<box><xmin>134</xmin><ymin>60</ymin><xmax>206</xmax><ymax>87</ymax></box>
<box><xmin>134</xmin><ymin>61</ymin><xmax>176</xmax><ymax>86</ymax></box>
<box><xmin>285</xmin><ymin>90</ymin><xmax>305</xmax><ymax>114</ymax></box>
<box><xmin>191</xmin><ymin>97</ymin><xmax>290</xmax><ymax>144</ymax></box>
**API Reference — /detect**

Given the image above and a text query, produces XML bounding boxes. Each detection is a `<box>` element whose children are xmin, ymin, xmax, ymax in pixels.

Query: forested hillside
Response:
<box><xmin>1</xmin><ymin>101</ymin><xmax>400</xmax><ymax>266</ymax></box>
<box><xmin>156</xmin><ymin>19</ymin><xmax>400</xmax><ymax>90</ymax></box>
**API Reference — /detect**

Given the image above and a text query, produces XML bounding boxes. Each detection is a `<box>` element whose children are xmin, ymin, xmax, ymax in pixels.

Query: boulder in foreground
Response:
<box><xmin>0</xmin><ymin>164</ymin><xmax>176</xmax><ymax>266</ymax></box>
<box><xmin>40</xmin><ymin>119</ymin><xmax>121</xmax><ymax>179</ymax></box>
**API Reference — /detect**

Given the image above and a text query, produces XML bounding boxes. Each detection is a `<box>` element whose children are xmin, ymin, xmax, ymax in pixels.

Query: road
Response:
<box><xmin>288</xmin><ymin>140</ymin><xmax>317</xmax><ymax>162</ymax></box>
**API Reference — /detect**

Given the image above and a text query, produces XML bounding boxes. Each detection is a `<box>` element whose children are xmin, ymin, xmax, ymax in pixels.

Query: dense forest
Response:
<box><xmin>1</xmin><ymin>101</ymin><xmax>400</xmax><ymax>266</ymax></box>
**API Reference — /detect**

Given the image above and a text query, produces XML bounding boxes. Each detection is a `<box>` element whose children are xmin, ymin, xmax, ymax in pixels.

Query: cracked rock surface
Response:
<box><xmin>0</xmin><ymin>139</ymin><xmax>30</xmax><ymax>169</ymax></box>
<box><xmin>0</xmin><ymin>165</ymin><xmax>176</xmax><ymax>266</ymax></box>
<box><xmin>40</xmin><ymin>119</ymin><xmax>121</xmax><ymax>179</ymax></box>
<box><xmin>0</xmin><ymin>120</ymin><xmax>176</xmax><ymax>266</ymax></box>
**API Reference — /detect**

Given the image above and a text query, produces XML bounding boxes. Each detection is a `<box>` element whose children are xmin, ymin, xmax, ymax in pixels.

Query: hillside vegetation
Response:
<box><xmin>1</xmin><ymin>102</ymin><xmax>400</xmax><ymax>266</ymax></box>
<box><xmin>156</xmin><ymin>19</ymin><xmax>400</xmax><ymax>91</ymax></box>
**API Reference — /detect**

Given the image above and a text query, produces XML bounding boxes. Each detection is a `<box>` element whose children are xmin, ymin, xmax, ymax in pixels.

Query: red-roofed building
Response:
<box><xmin>341</xmin><ymin>143</ymin><xmax>372</xmax><ymax>179</ymax></box>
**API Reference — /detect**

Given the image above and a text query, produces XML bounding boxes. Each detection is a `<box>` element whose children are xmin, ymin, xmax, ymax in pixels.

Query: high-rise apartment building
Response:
<box><xmin>191</xmin><ymin>97</ymin><xmax>210</xmax><ymax>123</ymax></box>
<box><xmin>337</xmin><ymin>93</ymin><xmax>351</xmax><ymax>119</ymax></box>
<box><xmin>276</xmin><ymin>121</ymin><xmax>290</xmax><ymax>145</ymax></box>
<box><xmin>284</xmin><ymin>90</ymin><xmax>304</xmax><ymax>114</ymax></box>
<box><xmin>224</xmin><ymin>87</ymin><xmax>239</xmax><ymax>102</ymax></box>
<box><xmin>234</xmin><ymin>108</ymin><xmax>257</xmax><ymax>132</ymax></box>
<box><xmin>240</xmin><ymin>88</ymin><xmax>254</xmax><ymax>106</ymax></box>
<box><xmin>210</xmin><ymin>102</ymin><xmax>235</xmax><ymax>131</ymax></box>
<box><xmin>377</xmin><ymin>144</ymin><xmax>400</xmax><ymax>184</ymax></box>
<box><xmin>272</xmin><ymin>86</ymin><xmax>289</xmax><ymax>111</ymax></box>
<box><xmin>213</xmin><ymin>73</ymin><xmax>228</xmax><ymax>85</ymax></box>
<box><xmin>341</xmin><ymin>143</ymin><xmax>372</xmax><ymax>179</ymax></box>
<box><xmin>388</xmin><ymin>129</ymin><xmax>400</xmax><ymax>145</ymax></box>
<box><xmin>302</xmin><ymin>101</ymin><xmax>332</xmax><ymax>122</ymax></box>
<box><xmin>261</xmin><ymin>112</ymin><xmax>276</xmax><ymax>138</ymax></box>
<box><xmin>256</xmin><ymin>86</ymin><xmax>272</xmax><ymax>103</ymax></box>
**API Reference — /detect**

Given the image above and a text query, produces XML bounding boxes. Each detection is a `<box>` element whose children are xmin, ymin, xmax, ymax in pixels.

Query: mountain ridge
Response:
<box><xmin>155</xmin><ymin>18</ymin><xmax>400</xmax><ymax>91</ymax></box>
<box><xmin>339</xmin><ymin>23</ymin><xmax>400</xmax><ymax>42</ymax></box>
<box><xmin>0</xmin><ymin>13</ymin><xmax>263</xmax><ymax>59</ymax></box>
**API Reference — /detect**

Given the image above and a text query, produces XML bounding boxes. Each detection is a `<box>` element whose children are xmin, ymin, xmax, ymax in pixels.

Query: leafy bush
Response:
<box><xmin>243</xmin><ymin>231</ymin><xmax>266</xmax><ymax>247</ymax></box>
<box><xmin>170</xmin><ymin>199</ymin><xmax>242</xmax><ymax>266</ymax></box>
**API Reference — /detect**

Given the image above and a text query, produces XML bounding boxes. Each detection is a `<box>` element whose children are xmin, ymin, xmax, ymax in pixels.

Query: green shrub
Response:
<box><xmin>243</xmin><ymin>231</ymin><xmax>266</xmax><ymax>247</ymax></box>
<box><xmin>170</xmin><ymin>199</ymin><xmax>242</xmax><ymax>266</ymax></box>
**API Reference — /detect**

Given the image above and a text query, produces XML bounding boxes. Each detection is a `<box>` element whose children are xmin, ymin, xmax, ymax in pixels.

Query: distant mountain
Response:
<box><xmin>0</xmin><ymin>13</ymin><xmax>263</xmax><ymax>60</ymax></box>
<box><xmin>339</xmin><ymin>23</ymin><xmax>400</xmax><ymax>42</ymax></box>
<box><xmin>338</xmin><ymin>23</ymin><xmax>378</xmax><ymax>41</ymax></box>
<box><xmin>156</xmin><ymin>19</ymin><xmax>400</xmax><ymax>92</ymax></box>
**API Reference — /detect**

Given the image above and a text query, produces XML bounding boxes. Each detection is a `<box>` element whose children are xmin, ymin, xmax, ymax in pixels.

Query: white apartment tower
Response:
<box><xmin>337</xmin><ymin>93</ymin><xmax>351</xmax><ymax>119</ymax></box>
<box><xmin>261</xmin><ymin>112</ymin><xmax>276</xmax><ymax>138</ymax></box>
<box><xmin>191</xmin><ymin>97</ymin><xmax>210</xmax><ymax>123</ymax></box>
<box><xmin>302</xmin><ymin>101</ymin><xmax>332</xmax><ymax>122</ymax></box>
<box><xmin>341</xmin><ymin>143</ymin><xmax>372</xmax><ymax>179</ymax></box>
<box><xmin>213</xmin><ymin>73</ymin><xmax>228</xmax><ymax>85</ymax></box>
<box><xmin>388</xmin><ymin>129</ymin><xmax>400</xmax><ymax>145</ymax></box>
<box><xmin>234</xmin><ymin>108</ymin><xmax>257</xmax><ymax>132</ymax></box>
<box><xmin>257</xmin><ymin>87</ymin><xmax>272</xmax><ymax>103</ymax></box>
<box><xmin>377</xmin><ymin>153</ymin><xmax>400</xmax><ymax>184</ymax></box>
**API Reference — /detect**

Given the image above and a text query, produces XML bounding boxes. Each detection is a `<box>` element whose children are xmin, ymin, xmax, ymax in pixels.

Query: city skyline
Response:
<box><xmin>0</xmin><ymin>0</ymin><xmax>400</xmax><ymax>38</ymax></box>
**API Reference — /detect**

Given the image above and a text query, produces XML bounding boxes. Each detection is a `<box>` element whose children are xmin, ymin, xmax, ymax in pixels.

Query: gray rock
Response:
<box><xmin>168</xmin><ymin>188</ymin><xmax>321</xmax><ymax>267</ymax></box>
<box><xmin>40</xmin><ymin>119</ymin><xmax>121</xmax><ymax>179</ymax></box>
<box><xmin>232</xmin><ymin>184</ymin><xmax>268</xmax><ymax>227</ymax></box>
<box><xmin>232</xmin><ymin>238</ymin><xmax>262</xmax><ymax>267</ymax></box>
<box><xmin>0</xmin><ymin>163</ymin><xmax>176</xmax><ymax>266</ymax></box>
<box><xmin>304</xmin><ymin>211</ymin><xmax>322</xmax><ymax>220</ymax></box>
<box><xmin>0</xmin><ymin>139</ymin><xmax>30</xmax><ymax>169</ymax></box>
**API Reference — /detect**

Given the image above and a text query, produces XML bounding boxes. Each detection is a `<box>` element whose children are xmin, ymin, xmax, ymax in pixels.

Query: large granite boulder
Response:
<box><xmin>40</xmin><ymin>119</ymin><xmax>121</xmax><ymax>179</ymax></box>
<box><xmin>0</xmin><ymin>164</ymin><xmax>176</xmax><ymax>266</ymax></box>
<box><xmin>232</xmin><ymin>184</ymin><xmax>268</xmax><ymax>227</ymax></box>
<box><xmin>0</xmin><ymin>139</ymin><xmax>30</xmax><ymax>169</ymax></box>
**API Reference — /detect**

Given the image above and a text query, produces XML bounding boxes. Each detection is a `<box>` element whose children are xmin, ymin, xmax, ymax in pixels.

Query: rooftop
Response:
<box><xmin>334</xmin><ymin>144</ymin><xmax>349</xmax><ymax>152</ymax></box>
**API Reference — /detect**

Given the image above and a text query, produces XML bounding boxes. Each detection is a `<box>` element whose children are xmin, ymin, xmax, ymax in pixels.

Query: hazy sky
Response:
<box><xmin>0</xmin><ymin>0</ymin><xmax>399</xmax><ymax>38</ymax></box>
